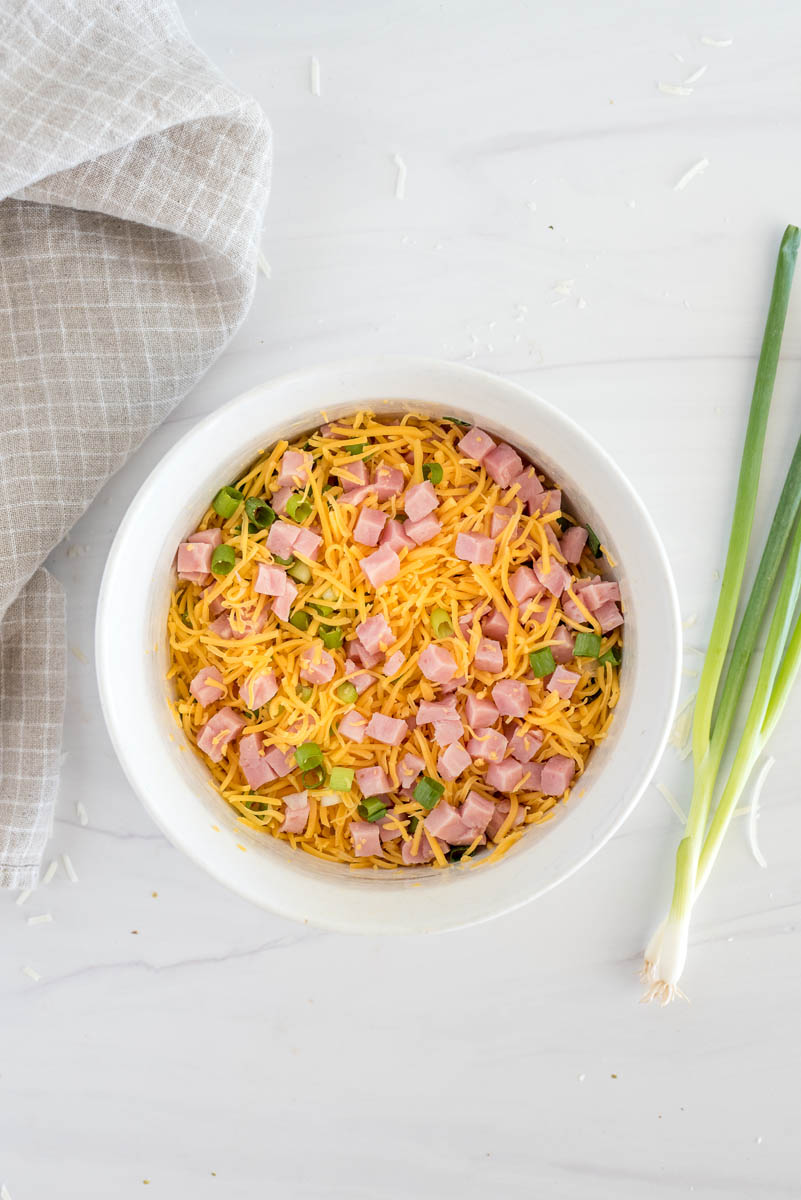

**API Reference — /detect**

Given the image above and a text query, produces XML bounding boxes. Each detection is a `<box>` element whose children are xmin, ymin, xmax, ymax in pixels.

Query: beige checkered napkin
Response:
<box><xmin>0</xmin><ymin>0</ymin><xmax>271</xmax><ymax>888</ymax></box>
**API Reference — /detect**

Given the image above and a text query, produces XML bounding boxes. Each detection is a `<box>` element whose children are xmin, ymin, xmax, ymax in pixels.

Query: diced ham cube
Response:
<box><xmin>208</xmin><ymin>613</ymin><xmax>236</xmax><ymax>639</ymax></box>
<box><xmin>416</xmin><ymin>698</ymin><xmax>459</xmax><ymax>725</ymax></box>
<box><xmin>522</xmin><ymin>761</ymin><xmax>543</xmax><ymax>791</ymax></box>
<box><xmin>348</xmin><ymin>641</ymin><xmax>383</xmax><ymax>669</ymax></box>
<box><xmin>404</xmin><ymin>514</ymin><xmax>441</xmax><ymax>545</ymax></box>
<box><xmin>473</xmin><ymin>637</ymin><xmax>504</xmax><ymax>674</ymax></box>
<box><xmin>437</xmin><ymin>741</ymin><xmax>472</xmax><ymax>781</ymax></box>
<box><xmin>372</xmin><ymin>464</ymin><xmax>405</xmax><ymax>500</ymax></box>
<box><xmin>418</xmin><ymin>644</ymin><xmax>457</xmax><ymax>683</ymax></box>
<box><xmin>484</xmin><ymin>442</ymin><xmax>523</xmax><ymax>488</ymax></box>
<box><xmin>551</xmin><ymin>626</ymin><xmax>575</xmax><ymax>664</ymax></box>
<box><xmin>561</xmin><ymin>589</ymin><xmax>587</xmax><ymax>624</ymax></box>
<box><xmin>254</xmin><ymin>563</ymin><xmax>287</xmax><ymax>596</ymax></box>
<box><xmin>280</xmin><ymin>792</ymin><xmax>310</xmax><ymax>834</ymax></box>
<box><xmin>337</xmin><ymin>459</ymin><xmax>369</xmax><ymax>491</ymax></box>
<box><xmin>536</xmin><ymin>489</ymin><xmax>561</xmax><ymax>515</ymax></box>
<box><xmin>276</xmin><ymin>450</ymin><xmax>311</xmax><ymax>487</ymax></box>
<box><xmin>545</xmin><ymin>523</ymin><xmax>561</xmax><ymax>550</ymax></box>
<box><xmin>466</xmin><ymin>728</ymin><xmax>508</xmax><ymax>763</ymax></box>
<box><xmin>491</xmin><ymin>505</ymin><xmax>519</xmax><ymax>538</ymax></box>
<box><xmin>402</xmin><ymin>834</ymin><xmax>440</xmax><ymax>864</ymax></box>
<box><xmin>187</xmin><ymin>528</ymin><xmax>223</xmax><ymax>548</ymax></box>
<box><xmin>482</xmin><ymin>607</ymin><xmax>509</xmax><ymax>641</ymax></box>
<box><xmin>486</xmin><ymin>757</ymin><xmax>525</xmax><ymax>793</ymax></box>
<box><xmin>397</xmin><ymin>753</ymin><xmax>425</xmax><ymax>787</ymax></box>
<box><xmin>464</xmin><ymin>693</ymin><xmax>500</xmax><ymax>728</ymax></box>
<box><xmin>509</xmin><ymin>565</ymin><xmax>541</xmax><ymax>605</ymax></box>
<box><xmin>458</xmin><ymin>426</ymin><xmax>496</xmax><ymax>462</ymax></box>
<box><xmin>507</xmin><ymin>725</ymin><xmax>544</xmax><ymax>763</ymax></box>
<box><xmin>595</xmin><ymin>600</ymin><xmax>624</xmax><ymax>633</ymax></box>
<box><xmin>337</xmin><ymin>484</ymin><xmax>375</xmax><ymax>505</ymax></box>
<box><xmin>511</xmin><ymin>467</ymin><xmax>545</xmax><ymax>512</ymax></box>
<box><xmin>382</xmin><ymin>650</ymin><xmax>406</xmax><ymax>676</ymax></box>
<box><xmin>533</xmin><ymin>557</ymin><xmax>572</xmax><ymax>598</ymax></box>
<box><xmin>459</xmin><ymin>790</ymin><xmax>495</xmax><ymax>834</ymax></box>
<box><xmin>355</xmin><ymin>765</ymin><xmax>393</xmax><ymax>796</ymax></box>
<box><xmin>491</xmin><ymin>679</ymin><xmax>531</xmax><ymax>718</ymax></box>
<box><xmin>424</xmin><ymin>797</ymin><xmax>473</xmax><ymax>844</ymax></box>
<box><xmin>271</xmin><ymin>486</ymin><xmax>292</xmax><ymax>515</ymax></box>
<box><xmin>353</xmin><ymin>507</ymin><xmax>388</xmax><ymax>547</ymax></box>
<box><xmin>293</xmin><ymin>527</ymin><xmax>323</xmax><ymax>561</ymax></box>
<box><xmin>404</xmin><ymin>480</ymin><xmax>439</xmax><ymax>523</ymax></box>
<box><xmin>580</xmin><ymin>581</ymin><xmax>621</xmax><ymax>611</ymax></box>
<box><xmin>202</xmin><ymin>586</ymin><xmax>224</xmax><ymax>618</ymax></box>
<box><xmin>380</xmin><ymin>519</ymin><xmax>415</xmax><ymax>553</ymax></box>
<box><xmin>197</xmin><ymin>707</ymin><xmax>247</xmax><ymax>763</ymax></box>
<box><xmin>238</xmin><ymin>671</ymin><xmax>278</xmax><ymax>709</ymax></box>
<box><xmin>189</xmin><ymin>665</ymin><xmax>226</xmax><ymax>706</ymax></box>
<box><xmin>299</xmin><ymin>645</ymin><xmax>336</xmax><ymax>685</ymax></box>
<box><xmin>560</xmin><ymin>525</ymin><xmax>588</xmax><ymax>563</ymax></box>
<box><xmin>360</xmin><ymin>545</ymin><xmax>401</xmax><ymax>588</ymax></box>
<box><xmin>540</xmin><ymin>754</ymin><xmax>576</xmax><ymax>795</ymax></box>
<box><xmin>574</xmin><ymin>575</ymin><xmax>602</xmax><ymax>592</ymax></box>
<box><xmin>177</xmin><ymin>541</ymin><xmax>212</xmax><ymax>580</ymax></box>
<box><xmin>267</xmin><ymin>520</ymin><xmax>300</xmax><ymax>559</ymax></box>
<box><xmin>264</xmin><ymin>745</ymin><xmax>295</xmax><ymax>779</ymax></box>
<box><xmin>432</xmin><ymin>719</ymin><xmax>464</xmax><ymax>746</ymax></box>
<box><xmin>356</xmin><ymin>614</ymin><xmax>393</xmax><ymax>655</ymax></box>
<box><xmin>487</xmin><ymin>798</ymin><xmax>526</xmax><ymax>839</ymax></box>
<box><xmin>350</xmin><ymin>819</ymin><xmax>383</xmax><ymax>857</ymax></box>
<box><xmin>438</xmin><ymin>675</ymin><xmax>466</xmax><ymax>695</ymax></box>
<box><xmin>378</xmin><ymin>811</ymin><xmax>405</xmax><ymax>841</ymax></box>
<box><xmin>547</xmin><ymin>665</ymin><xmax>580</xmax><ymax>700</ymax></box>
<box><xmin>454</xmin><ymin>531</ymin><xmax>494</xmax><ymax>566</ymax></box>
<box><xmin>238</xmin><ymin>732</ymin><xmax>277</xmax><ymax>790</ymax></box>
<box><xmin>366</xmin><ymin>712</ymin><xmax>407</xmax><ymax>746</ymax></box>
<box><xmin>271</xmin><ymin>578</ymin><xmax>298</xmax><ymax>622</ymax></box>
<box><xmin>339</xmin><ymin>709</ymin><xmax>369</xmax><ymax>744</ymax></box>
<box><xmin>343</xmin><ymin>663</ymin><xmax>374</xmax><ymax>694</ymax></box>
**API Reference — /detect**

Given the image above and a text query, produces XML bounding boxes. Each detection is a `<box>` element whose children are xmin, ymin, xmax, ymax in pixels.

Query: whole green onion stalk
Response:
<box><xmin>643</xmin><ymin>225</ymin><xmax>801</xmax><ymax>1004</ymax></box>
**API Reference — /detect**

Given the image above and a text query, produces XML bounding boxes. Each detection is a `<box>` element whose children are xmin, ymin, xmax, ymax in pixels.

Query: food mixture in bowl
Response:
<box><xmin>167</xmin><ymin>412</ymin><xmax>623</xmax><ymax>869</ymax></box>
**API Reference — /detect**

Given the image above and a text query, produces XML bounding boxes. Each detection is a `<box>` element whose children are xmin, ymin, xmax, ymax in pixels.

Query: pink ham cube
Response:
<box><xmin>561</xmin><ymin>589</ymin><xmax>587</xmax><ymax>624</ymax></box>
<box><xmin>276</xmin><ymin>450</ymin><xmax>310</xmax><ymax>487</ymax></box>
<box><xmin>299</xmin><ymin>645</ymin><xmax>336</xmax><ymax>685</ymax></box>
<box><xmin>355</xmin><ymin>765</ymin><xmax>393</xmax><ymax>796</ymax></box>
<box><xmin>509</xmin><ymin>566</ymin><xmax>541</xmax><ymax>605</ymax></box>
<box><xmin>416</xmin><ymin>698</ymin><xmax>459</xmax><ymax>725</ymax></box>
<box><xmin>348</xmin><ymin>641</ymin><xmax>382</xmax><ymax>669</ymax></box>
<box><xmin>380</xmin><ymin>519</ymin><xmax>415</xmax><ymax>553</ymax></box>
<box><xmin>197</xmin><ymin>707</ymin><xmax>247</xmax><ymax>763</ymax></box>
<box><xmin>293</xmin><ymin>527</ymin><xmax>323</xmax><ymax>561</ymax></box>
<box><xmin>580</xmin><ymin>581</ymin><xmax>621</xmax><ymax>611</ymax></box>
<box><xmin>418</xmin><ymin>644</ymin><xmax>457</xmax><ymax>683</ymax></box>
<box><xmin>535</xmin><ymin>489</ymin><xmax>561</xmax><ymax>515</ymax></box>
<box><xmin>271</xmin><ymin>578</ymin><xmax>298</xmax><ymax>622</ymax></box>
<box><xmin>487</xmin><ymin>798</ymin><xmax>526</xmax><ymax>839</ymax></box>
<box><xmin>353</xmin><ymin>507</ymin><xmax>388</xmax><ymax>547</ymax></box>
<box><xmin>238</xmin><ymin>732</ymin><xmax>277</xmax><ymax>790</ymax></box>
<box><xmin>486</xmin><ymin>757</ymin><xmax>525</xmax><ymax>793</ymax></box>
<box><xmin>511</xmin><ymin>467</ymin><xmax>545</xmax><ymax>512</ymax></box>
<box><xmin>432</xmin><ymin>719</ymin><xmax>464</xmax><ymax>746</ymax></box>
<box><xmin>189</xmin><ymin>665</ymin><xmax>226</xmax><ymax>706</ymax></box>
<box><xmin>438</xmin><ymin>674</ymin><xmax>466</xmax><ymax>695</ymax></box>
<box><xmin>560</xmin><ymin>525</ymin><xmax>588</xmax><ymax>563</ymax></box>
<box><xmin>404</xmin><ymin>514</ymin><xmax>441</xmax><ymax>545</ymax></box>
<box><xmin>337</xmin><ymin>459</ymin><xmax>368</xmax><ymax>491</ymax></box>
<box><xmin>238</xmin><ymin>671</ymin><xmax>278</xmax><ymax>709</ymax></box>
<box><xmin>459</xmin><ymin>790</ymin><xmax>495</xmax><ymax>834</ymax></box>
<box><xmin>473</xmin><ymin>637</ymin><xmax>504</xmax><ymax>674</ymax></box>
<box><xmin>177</xmin><ymin>541</ymin><xmax>212</xmax><ymax>581</ymax></box>
<box><xmin>280</xmin><ymin>791</ymin><xmax>310</xmax><ymax>834</ymax></box>
<box><xmin>271</xmin><ymin>486</ymin><xmax>292</xmax><ymax>515</ymax></box>
<box><xmin>267</xmin><ymin>520</ymin><xmax>300</xmax><ymax>559</ymax></box>
<box><xmin>482</xmin><ymin>607</ymin><xmax>509</xmax><ymax>641</ymax></box>
<box><xmin>402</xmin><ymin>834</ymin><xmax>440</xmax><ymax>864</ymax></box>
<box><xmin>343</xmin><ymin>663</ymin><xmax>374</xmax><ymax>694</ymax></box>
<box><xmin>466</xmin><ymin>728</ymin><xmax>508</xmax><ymax>763</ymax></box>
<box><xmin>547</xmin><ymin>665</ymin><xmax>581</xmax><ymax>700</ymax></box>
<box><xmin>337</xmin><ymin>483</ymin><xmax>375</xmax><ymax>506</ymax></box>
<box><xmin>424</xmin><ymin>798</ymin><xmax>473</xmax><ymax>844</ymax></box>
<box><xmin>339</xmin><ymin>709</ymin><xmax>369</xmax><ymax>744</ymax></box>
<box><xmin>540</xmin><ymin>754</ymin><xmax>576</xmax><ymax>795</ymax></box>
<box><xmin>356</xmin><ymin>614</ymin><xmax>393</xmax><ymax>655</ymax></box>
<box><xmin>457</xmin><ymin>426</ymin><xmax>496</xmax><ymax>462</ymax></box>
<box><xmin>366</xmin><ymin>712</ymin><xmax>407</xmax><ymax>746</ymax></box>
<box><xmin>208</xmin><ymin>613</ymin><xmax>236</xmax><ymax>639</ymax></box>
<box><xmin>464</xmin><ymin>693</ymin><xmax>500</xmax><ymax>728</ymax></box>
<box><xmin>491</xmin><ymin>679</ymin><xmax>531</xmax><ymax>718</ymax></box>
<box><xmin>350</xmin><ymin>819</ymin><xmax>383</xmax><ymax>857</ymax></box>
<box><xmin>187</xmin><ymin>528</ymin><xmax>223</xmax><ymax>548</ymax></box>
<box><xmin>202</xmin><ymin>586</ymin><xmax>224</xmax><ymax>618</ymax></box>
<box><xmin>404</xmin><ymin>480</ymin><xmax>439</xmax><ymax>523</ymax></box>
<box><xmin>454</xmin><ymin>531</ymin><xmax>494</xmax><ymax>566</ymax></box>
<box><xmin>507</xmin><ymin>725</ymin><xmax>543</xmax><ymax>763</ymax></box>
<box><xmin>521</xmin><ymin>761</ymin><xmax>544</xmax><ymax>791</ymax></box>
<box><xmin>254</xmin><ymin>564</ymin><xmax>287</xmax><ymax>596</ymax></box>
<box><xmin>533</xmin><ymin>557</ymin><xmax>572</xmax><ymax>598</ymax></box>
<box><xmin>372</xmin><ymin>464</ymin><xmax>404</xmax><ymax>500</ymax></box>
<box><xmin>397</xmin><ymin>752</ymin><xmax>425</xmax><ymax>787</ymax></box>
<box><xmin>491</xmin><ymin>505</ymin><xmax>518</xmax><ymax>538</ymax></box>
<box><xmin>382</xmin><ymin>650</ymin><xmax>406</xmax><ymax>676</ymax></box>
<box><xmin>483</xmin><ymin>443</ymin><xmax>523</xmax><ymax>488</ymax></box>
<box><xmin>551</xmin><ymin>626</ymin><xmax>575</xmax><ymax>664</ymax></box>
<box><xmin>360</xmin><ymin>545</ymin><xmax>401</xmax><ymax>588</ymax></box>
<box><xmin>437</xmin><ymin>742</ymin><xmax>472</xmax><ymax>781</ymax></box>
<box><xmin>264</xmin><ymin>745</ymin><xmax>295</xmax><ymax>779</ymax></box>
<box><xmin>595</xmin><ymin>601</ymin><xmax>624</xmax><ymax>634</ymax></box>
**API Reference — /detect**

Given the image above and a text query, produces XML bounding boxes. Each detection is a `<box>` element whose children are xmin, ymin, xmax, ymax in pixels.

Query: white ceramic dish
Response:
<box><xmin>96</xmin><ymin>357</ymin><xmax>681</xmax><ymax>934</ymax></box>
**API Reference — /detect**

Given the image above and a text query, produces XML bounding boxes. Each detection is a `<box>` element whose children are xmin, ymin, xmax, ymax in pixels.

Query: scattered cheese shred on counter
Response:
<box><xmin>167</xmin><ymin>412</ymin><xmax>623</xmax><ymax>870</ymax></box>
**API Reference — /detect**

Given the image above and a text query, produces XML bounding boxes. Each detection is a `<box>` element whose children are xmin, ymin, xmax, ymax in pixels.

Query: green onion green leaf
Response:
<box><xmin>413</xmin><ymin>776</ymin><xmax>444</xmax><ymax>810</ymax></box>
<box><xmin>430</xmin><ymin>607</ymin><xmax>454</xmax><ymax>638</ymax></box>
<box><xmin>320</xmin><ymin>626</ymin><xmax>343</xmax><ymax>650</ymax></box>
<box><xmin>422</xmin><ymin>462</ymin><xmax>444</xmax><ymax>485</ymax></box>
<box><xmin>244</xmin><ymin>497</ymin><xmax>276</xmax><ymax>530</ymax></box>
<box><xmin>329</xmin><ymin>766</ymin><xmax>354</xmax><ymax>792</ymax></box>
<box><xmin>574</xmin><ymin>631</ymin><xmax>602</xmax><ymax>658</ymax></box>
<box><xmin>586</xmin><ymin>524</ymin><xmax>602</xmax><ymax>557</ymax></box>
<box><xmin>287</xmin><ymin>560</ymin><xmax>312</xmax><ymax>584</ymax></box>
<box><xmin>289</xmin><ymin>610</ymin><xmax>311</xmax><ymax>631</ymax></box>
<box><xmin>212</xmin><ymin>486</ymin><xmax>244</xmax><ymax>519</ymax></box>
<box><xmin>336</xmin><ymin>681</ymin><xmax>358</xmax><ymax>704</ymax></box>
<box><xmin>294</xmin><ymin>742</ymin><xmax>323</xmax><ymax>771</ymax></box>
<box><xmin>529</xmin><ymin>647</ymin><xmax>556</xmax><ymax>677</ymax></box>
<box><xmin>357</xmin><ymin>797</ymin><xmax>387</xmax><ymax>822</ymax></box>
<box><xmin>210</xmin><ymin>545</ymin><xmax>236</xmax><ymax>575</ymax></box>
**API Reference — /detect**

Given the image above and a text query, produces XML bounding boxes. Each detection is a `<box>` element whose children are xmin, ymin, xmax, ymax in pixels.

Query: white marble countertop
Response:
<box><xmin>4</xmin><ymin>1</ymin><xmax>801</xmax><ymax>1196</ymax></box>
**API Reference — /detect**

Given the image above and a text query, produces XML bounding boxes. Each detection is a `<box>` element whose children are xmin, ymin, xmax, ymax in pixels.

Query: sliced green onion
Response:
<box><xmin>446</xmin><ymin>416</ymin><xmax>470</xmax><ymax>427</ymax></box>
<box><xmin>286</xmin><ymin>494</ymin><xmax>313</xmax><ymax>522</ymax></box>
<box><xmin>447</xmin><ymin>846</ymin><xmax>469</xmax><ymax>862</ymax></box>
<box><xmin>586</xmin><ymin>524</ymin><xmax>602</xmax><ymax>557</ymax></box>
<box><xmin>323</xmin><ymin>587</ymin><xmax>337</xmax><ymax>601</ymax></box>
<box><xmin>311</xmin><ymin>603</ymin><xmax>333</xmax><ymax>616</ymax></box>
<box><xmin>320</xmin><ymin>626</ymin><xmax>343</xmax><ymax>649</ymax></box>
<box><xmin>557</xmin><ymin>516</ymin><xmax>570</xmax><ymax>531</ymax></box>
<box><xmin>210</xmin><ymin>545</ymin><xmax>236</xmax><ymax>575</ymax></box>
<box><xmin>574</xmin><ymin>631</ymin><xmax>602</xmax><ymax>658</ymax></box>
<box><xmin>430</xmin><ymin>607</ymin><xmax>454</xmax><ymax>638</ymax></box>
<box><xmin>358</xmin><ymin>797</ymin><xmax>387</xmax><ymax>822</ymax></box>
<box><xmin>422</xmin><ymin>462</ymin><xmax>443</xmax><ymax>485</ymax></box>
<box><xmin>413</xmin><ymin>776</ymin><xmax>444</xmax><ymax>810</ymax></box>
<box><xmin>529</xmin><ymin>647</ymin><xmax>556</xmax><ymax>677</ymax></box>
<box><xmin>295</xmin><ymin>683</ymin><xmax>313</xmax><ymax>702</ymax></box>
<box><xmin>295</xmin><ymin>742</ymin><xmax>323</xmax><ymax>770</ymax></box>
<box><xmin>302</xmin><ymin>766</ymin><xmax>326</xmax><ymax>789</ymax></box>
<box><xmin>287</xmin><ymin>560</ymin><xmax>312</xmax><ymax>584</ymax></box>
<box><xmin>346</xmin><ymin>443</ymin><xmax>365</xmax><ymax>455</ymax></box>
<box><xmin>336</xmin><ymin>681</ymin><xmax>358</xmax><ymax>704</ymax></box>
<box><xmin>245</xmin><ymin>497</ymin><xmax>276</xmax><ymax>529</ymax></box>
<box><xmin>289</xmin><ymin>610</ymin><xmax>311</xmax><ymax>631</ymax></box>
<box><xmin>329</xmin><ymin>766</ymin><xmax>354</xmax><ymax>792</ymax></box>
<box><xmin>408</xmin><ymin>816</ymin><xmax>419</xmax><ymax>833</ymax></box>
<box><xmin>599</xmin><ymin>648</ymin><xmax>620</xmax><ymax>666</ymax></box>
<box><xmin>212</xmin><ymin>485</ymin><xmax>244</xmax><ymax>519</ymax></box>
<box><xmin>273</xmin><ymin>553</ymin><xmax>294</xmax><ymax>566</ymax></box>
